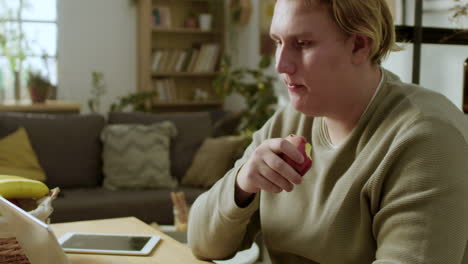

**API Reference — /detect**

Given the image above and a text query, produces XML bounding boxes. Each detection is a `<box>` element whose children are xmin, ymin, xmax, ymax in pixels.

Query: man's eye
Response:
<box><xmin>296</xmin><ymin>41</ymin><xmax>311</xmax><ymax>47</ymax></box>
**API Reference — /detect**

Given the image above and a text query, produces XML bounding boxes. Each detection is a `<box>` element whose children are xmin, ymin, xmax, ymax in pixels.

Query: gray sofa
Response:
<box><xmin>0</xmin><ymin>110</ymin><xmax>231</xmax><ymax>225</ymax></box>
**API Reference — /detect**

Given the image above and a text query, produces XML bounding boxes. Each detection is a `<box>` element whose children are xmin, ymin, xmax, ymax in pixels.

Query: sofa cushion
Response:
<box><xmin>108</xmin><ymin>111</ymin><xmax>212</xmax><ymax>181</ymax></box>
<box><xmin>101</xmin><ymin>121</ymin><xmax>178</xmax><ymax>189</ymax></box>
<box><xmin>0</xmin><ymin>112</ymin><xmax>105</xmax><ymax>188</ymax></box>
<box><xmin>0</xmin><ymin>127</ymin><xmax>46</xmax><ymax>181</ymax></box>
<box><xmin>51</xmin><ymin>186</ymin><xmax>208</xmax><ymax>224</ymax></box>
<box><xmin>182</xmin><ymin>135</ymin><xmax>247</xmax><ymax>187</ymax></box>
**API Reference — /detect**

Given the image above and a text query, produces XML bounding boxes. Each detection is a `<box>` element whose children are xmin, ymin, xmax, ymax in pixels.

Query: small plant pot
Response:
<box><xmin>184</xmin><ymin>17</ymin><xmax>198</xmax><ymax>28</ymax></box>
<box><xmin>28</xmin><ymin>86</ymin><xmax>49</xmax><ymax>103</ymax></box>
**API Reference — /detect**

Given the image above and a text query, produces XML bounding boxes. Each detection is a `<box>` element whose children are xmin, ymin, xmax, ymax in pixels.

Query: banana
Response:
<box><xmin>0</xmin><ymin>175</ymin><xmax>49</xmax><ymax>199</ymax></box>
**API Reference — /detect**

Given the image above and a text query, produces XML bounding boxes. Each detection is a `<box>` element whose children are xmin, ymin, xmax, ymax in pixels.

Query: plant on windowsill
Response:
<box><xmin>27</xmin><ymin>71</ymin><xmax>52</xmax><ymax>103</ymax></box>
<box><xmin>213</xmin><ymin>55</ymin><xmax>277</xmax><ymax>140</ymax></box>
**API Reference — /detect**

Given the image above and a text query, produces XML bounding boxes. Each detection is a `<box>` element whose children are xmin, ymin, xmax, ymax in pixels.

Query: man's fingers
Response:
<box><xmin>263</xmin><ymin>151</ymin><xmax>302</xmax><ymax>185</ymax></box>
<box><xmin>257</xmin><ymin>162</ymin><xmax>294</xmax><ymax>192</ymax></box>
<box><xmin>252</xmin><ymin>172</ymin><xmax>282</xmax><ymax>193</ymax></box>
<box><xmin>269</xmin><ymin>138</ymin><xmax>304</xmax><ymax>164</ymax></box>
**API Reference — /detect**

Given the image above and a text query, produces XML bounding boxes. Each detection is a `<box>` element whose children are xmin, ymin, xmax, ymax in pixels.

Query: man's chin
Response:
<box><xmin>290</xmin><ymin>97</ymin><xmax>319</xmax><ymax>116</ymax></box>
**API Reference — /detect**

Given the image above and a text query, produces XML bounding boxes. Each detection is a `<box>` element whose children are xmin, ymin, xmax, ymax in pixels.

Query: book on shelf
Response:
<box><xmin>180</xmin><ymin>49</ymin><xmax>194</xmax><ymax>72</ymax></box>
<box><xmin>175</xmin><ymin>50</ymin><xmax>188</xmax><ymax>72</ymax></box>
<box><xmin>168</xmin><ymin>50</ymin><xmax>182</xmax><ymax>72</ymax></box>
<box><xmin>151</xmin><ymin>44</ymin><xmax>220</xmax><ymax>74</ymax></box>
<box><xmin>187</xmin><ymin>48</ymin><xmax>200</xmax><ymax>72</ymax></box>
<box><xmin>152</xmin><ymin>6</ymin><xmax>171</xmax><ymax>28</ymax></box>
<box><xmin>153</xmin><ymin>78</ymin><xmax>177</xmax><ymax>102</ymax></box>
<box><xmin>192</xmin><ymin>45</ymin><xmax>208</xmax><ymax>72</ymax></box>
<box><xmin>151</xmin><ymin>50</ymin><xmax>163</xmax><ymax>72</ymax></box>
<box><xmin>160</xmin><ymin>50</ymin><xmax>173</xmax><ymax>72</ymax></box>
<box><xmin>193</xmin><ymin>43</ymin><xmax>220</xmax><ymax>73</ymax></box>
<box><xmin>206</xmin><ymin>44</ymin><xmax>220</xmax><ymax>72</ymax></box>
<box><xmin>153</xmin><ymin>49</ymin><xmax>169</xmax><ymax>72</ymax></box>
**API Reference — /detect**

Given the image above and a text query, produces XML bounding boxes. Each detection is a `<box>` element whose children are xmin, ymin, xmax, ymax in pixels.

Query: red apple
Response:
<box><xmin>279</xmin><ymin>135</ymin><xmax>312</xmax><ymax>176</ymax></box>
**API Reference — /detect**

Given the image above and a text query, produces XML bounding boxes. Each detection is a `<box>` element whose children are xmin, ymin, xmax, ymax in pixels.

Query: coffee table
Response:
<box><xmin>51</xmin><ymin>217</ymin><xmax>212</xmax><ymax>264</ymax></box>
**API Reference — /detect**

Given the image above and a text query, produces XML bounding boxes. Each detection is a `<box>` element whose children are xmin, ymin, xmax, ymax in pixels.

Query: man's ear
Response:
<box><xmin>350</xmin><ymin>34</ymin><xmax>373</xmax><ymax>64</ymax></box>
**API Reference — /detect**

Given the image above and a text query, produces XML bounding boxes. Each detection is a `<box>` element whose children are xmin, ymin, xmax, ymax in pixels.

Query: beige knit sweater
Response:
<box><xmin>188</xmin><ymin>69</ymin><xmax>468</xmax><ymax>264</ymax></box>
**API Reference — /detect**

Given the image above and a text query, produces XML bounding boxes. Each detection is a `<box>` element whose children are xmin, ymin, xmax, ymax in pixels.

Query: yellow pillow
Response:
<box><xmin>0</xmin><ymin>175</ymin><xmax>49</xmax><ymax>199</ymax></box>
<box><xmin>0</xmin><ymin>127</ymin><xmax>46</xmax><ymax>181</ymax></box>
<box><xmin>182</xmin><ymin>135</ymin><xmax>248</xmax><ymax>187</ymax></box>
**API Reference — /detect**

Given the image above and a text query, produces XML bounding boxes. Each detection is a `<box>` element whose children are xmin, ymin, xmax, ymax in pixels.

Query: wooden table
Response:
<box><xmin>51</xmin><ymin>217</ymin><xmax>212</xmax><ymax>264</ymax></box>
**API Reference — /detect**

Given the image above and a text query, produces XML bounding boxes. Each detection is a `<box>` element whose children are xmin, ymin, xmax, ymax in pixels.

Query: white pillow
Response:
<box><xmin>101</xmin><ymin>121</ymin><xmax>177</xmax><ymax>190</ymax></box>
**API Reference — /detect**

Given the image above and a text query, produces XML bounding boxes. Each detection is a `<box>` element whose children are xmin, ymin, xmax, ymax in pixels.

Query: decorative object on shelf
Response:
<box><xmin>198</xmin><ymin>13</ymin><xmax>213</xmax><ymax>31</ymax></box>
<box><xmin>26</xmin><ymin>71</ymin><xmax>52</xmax><ymax>103</ymax></box>
<box><xmin>193</xmin><ymin>88</ymin><xmax>209</xmax><ymax>101</ymax></box>
<box><xmin>87</xmin><ymin>71</ymin><xmax>106</xmax><ymax>113</ymax></box>
<box><xmin>213</xmin><ymin>55</ymin><xmax>277</xmax><ymax>138</ymax></box>
<box><xmin>153</xmin><ymin>6</ymin><xmax>172</xmax><ymax>28</ymax></box>
<box><xmin>184</xmin><ymin>12</ymin><xmax>198</xmax><ymax>29</ymax></box>
<box><xmin>230</xmin><ymin>0</ymin><xmax>252</xmax><ymax>25</ymax></box>
<box><xmin>109</xmin><ymin>90</ymin><xmax>159</xmax><ymax>113</ymax></box>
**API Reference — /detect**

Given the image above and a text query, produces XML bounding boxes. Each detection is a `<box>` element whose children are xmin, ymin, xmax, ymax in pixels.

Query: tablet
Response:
<box><xmin>59</xmin><ymin>232</ymin><xmax>161</xmax><ymax>256</ymax></box>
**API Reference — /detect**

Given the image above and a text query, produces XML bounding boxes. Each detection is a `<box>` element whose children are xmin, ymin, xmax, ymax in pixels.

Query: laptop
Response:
<box><xmin>0</xmin><ymin>196</ymin><xmax>70</xmax><ymax>264</ymax></box>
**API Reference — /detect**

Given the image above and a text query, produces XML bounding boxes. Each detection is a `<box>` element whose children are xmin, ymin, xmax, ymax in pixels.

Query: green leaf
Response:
<box><xmin>259</xmin><ymin>55</ymin><xmax>272</xmax><ymax>69</ymax></box>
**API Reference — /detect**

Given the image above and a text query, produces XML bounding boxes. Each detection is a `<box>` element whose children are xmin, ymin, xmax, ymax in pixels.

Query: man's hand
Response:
<box><xmin>235</xmin><ymin>137</ymin><xmax>305</xmax><ymax>206</ymax></box>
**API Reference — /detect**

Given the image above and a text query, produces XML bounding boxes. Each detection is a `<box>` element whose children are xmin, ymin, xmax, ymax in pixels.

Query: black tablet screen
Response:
<box><xmin>62</xmin><ymin>234</ymin><xmax>151</xmax><ymax>251</ymax></box>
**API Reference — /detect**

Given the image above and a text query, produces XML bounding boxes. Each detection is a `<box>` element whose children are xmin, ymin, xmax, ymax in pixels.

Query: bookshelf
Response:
<box><xmin>137</xmin><ymin>0</ymin><xmax>225</xmax><ymax>112</ymax></box>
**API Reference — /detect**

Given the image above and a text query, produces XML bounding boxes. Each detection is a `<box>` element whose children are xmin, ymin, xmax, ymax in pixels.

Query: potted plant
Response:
<box><xmin>27</xmin><ymin>71</ymin><xmax>52</xmax><ymax>103</ymax></box>
<box><xmin>109</xmin><ymin>90</ymin><xmax>159</xmax><ymax>113</ymax></box>
<box><xmin>184</xmin><ymin>12</ymin><xmax>198</xmax><ymax>29</ymax></box>
<box><xmin>213</xmin><ymin>55</ymin><xmax>278</xmax><ymax>139</ymax></box>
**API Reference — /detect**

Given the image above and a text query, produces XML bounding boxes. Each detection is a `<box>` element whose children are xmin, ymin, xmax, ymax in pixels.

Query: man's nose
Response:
<box><xmin>275</xmin><ymin>47</ymin><xmax>296</xmax><ymax>75</ymax></box>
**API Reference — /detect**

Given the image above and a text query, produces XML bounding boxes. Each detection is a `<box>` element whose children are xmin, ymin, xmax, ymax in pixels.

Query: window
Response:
<box><xmin>0</xmin><ymin>0</ymin><xmax>57</xmax><ymax>100</ymax></box>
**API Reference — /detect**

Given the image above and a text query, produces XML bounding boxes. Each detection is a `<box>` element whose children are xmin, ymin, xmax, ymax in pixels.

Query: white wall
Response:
<box><xmin>57</xmin><ymin>0</ymin><xmax>137</xmax><ymax>114</ymax></box>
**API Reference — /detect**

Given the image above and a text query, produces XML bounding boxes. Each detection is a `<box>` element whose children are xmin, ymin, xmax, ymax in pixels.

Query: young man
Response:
<box><xmin>188</xmin><ymin>0</ymin><xmax>468</xmax><ymax>263</ymax></box>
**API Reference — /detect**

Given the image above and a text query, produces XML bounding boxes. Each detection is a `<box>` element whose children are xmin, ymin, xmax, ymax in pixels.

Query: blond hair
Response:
<box><xmin>318</xmin><ymin>0</ymin><xmax>402</xmax><ymax>64</ymax></box>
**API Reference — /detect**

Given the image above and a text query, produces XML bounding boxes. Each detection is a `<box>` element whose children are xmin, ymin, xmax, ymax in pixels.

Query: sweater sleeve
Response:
<box><xmin>371</xmin><ymin>119</ymin><xmax>468</xmax><ymax>264</ymax></box>
<box><xmin>187</xmin><ymin>109</ymin><xmax>282</xmax><ymax>260</ymax></box>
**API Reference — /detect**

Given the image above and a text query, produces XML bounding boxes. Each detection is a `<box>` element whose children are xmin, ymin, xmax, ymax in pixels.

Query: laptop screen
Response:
<box><xmin>0</xmin><ymin>196</ymin><xmax>70</xmax><ymax>264</ymax></box>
